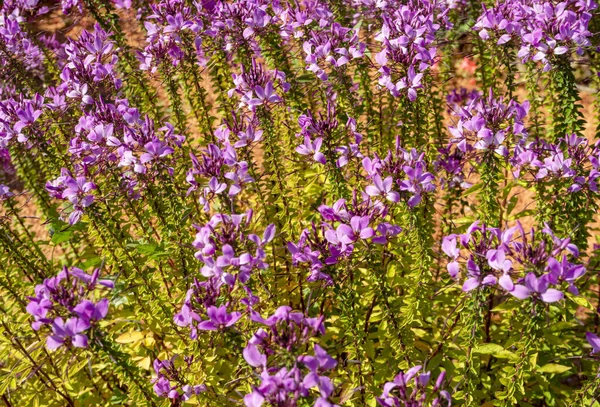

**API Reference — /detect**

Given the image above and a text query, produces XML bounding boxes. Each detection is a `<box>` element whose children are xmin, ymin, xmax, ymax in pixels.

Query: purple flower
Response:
<box><xmin>152</xmin><ymin>357</ymin><xmax>206</xmax><ymax>401</ymax></box>
<box><xmin>486</xmin><ymin>249</ymin><xmax>512</xmax><ymax>273</ymax></box>
<box><xmin>197</xmin><ymin>305</ymin><xmax>242</xmax><ymax>331</ymax></box>
<box><xmin>243</xmin><ymin>308</ymin><xmax>336</xmax><ymax>406</ymax></box>
<box><xmin>335</xmin><ymin>216</ymin><xmax>375</xmax><ymax>243</ymax></box>
<box><xmin>73</xmin><ymin>299</ymin><xmax>109</xmax><ymax>321</ymax></box>
<box><xmin>140</xmin><ymin>139</ymin><xmax>174</xmax><ymax>164</ymax></box>
<box><xmin>46</xmin><ymin>317</ymin><xmax>90</xmax><ymax>350</ymax></box>
<box><xmin>230</xmin><ymin>59</ymin><xmax>288</xmax><ymax>109</ymax></box>
<box><xmin>248</xmin><ymin>82</ymin><xmax>282</xmax><ymax>106</ymax></box>
<box><xmin>365</xmin><ymin>175</ymin><xmax>400</xmax><ymax>202</ymax></box>
<box><xmin>396</xmin><ymin>66</ymin><xmax>423</xmax><ymax>102</ymax></box>
<box><xmin>296</xmin><ymin>136</ymin><xmax>326</xmax><ymax>165</ymax></box>
<box><xmin>26</xmin><ymin>298</ymin><xmax>53</xmax><ymax>330</ymax></box>
<box><xmin>442</xmin><ymin>236</ymin><xmax>460</xmax><ymax>278</ymax></box>
<box><xmin>462</xmin><ymin>259</ymin><xmax>497</xmax><ymax>292</ymax></box>
<box><xmin>298</xmin><ymin>344</ymin><xmax>337</xmax><ymax>372</ymax></box>
<box><xmin>26</xmin><ymin>267</ymin><xmax>112</xmax><ymax>349</ymax></box>
<box><xmin>244</xmin><ymin>391</ymin><xmax>265</xmax><ymax>407</ymax></box>
<box><xmin>378</xmin><ymin>366</ymin><xmax>451</xmax><ymax>407</ymax></box>
<box><xmin>243</xmin><ymin>344</ymin><xmax>267</xmax><ymax>368</ymax></box>
<box><xmin>586</xmin><ymin>332</ymin><xmax>600</xmax><ymax>354</ymax></box>
<box><xmin>524</xmin><ymin>273</ymin><xmax>564</xmax><ymax>303</ymax></box>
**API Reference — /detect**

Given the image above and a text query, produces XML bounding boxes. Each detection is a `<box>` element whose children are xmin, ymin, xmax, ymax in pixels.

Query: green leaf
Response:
<box><xmin>492</xmin><ymin>300</ymin><xmax>520</xmax><ymax>312</ymax></box>
<box><xmin>115</xmin><ymin>331</ymin><xmax>144</xmax><ymax>344</ymax></box>
<box><xmin>461</xmin><ymin>183</ymin><xmax>483</xmax><ymax>197</ymax></box>
<box><xmin>79</xmin><ymin>257</ymin><xmax>102</xmax><ymax>269</ymax></box>
<box><xmin>128</xmin><ymin>242</ymin><xmax>157</xmax><ymax>256</ymax></box>
<box><xmin>537</xmin><ymin>363</ymin><xmax>571</xmax><ymax>374</ymax></box>
<box><xmin>353</xmin><ymin>19</ymin><xmax>363</xmax><ymax>32</ymax></box>
<box><xmin>508</xmin><ymin>209</ymin><xmax>535</xmax><ymax>221</ymax></box>
<box><xmin>51</xmin><ymin>229</ymin><xmax>73</xmax><ymax>244</ymax></box>
<box><xmin>473</xmin><ymin>344</ymin><xmax>518</xmax><ymax>360</ymax></box>
<box><xmin>567</xmin><ymin>293</ymin><xmax>592</xmax><ymax>309</ymax></box>
<box><xmin>473</xmin><ymin>343</ymin><xmax>504</xmax><ymax>354</ymax></box>
<box><xmin>296</xmin><ymin>74</ymin><xmax>315</xmax><ymax>83</ymax></box>
<box><xmin>506</xmin><ymin>195</ymin><xmax>519</xmax><ymax>215</ymax></box>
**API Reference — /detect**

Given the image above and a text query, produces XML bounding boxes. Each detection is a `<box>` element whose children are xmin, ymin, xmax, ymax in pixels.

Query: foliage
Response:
<box><xmin>1</xmin><ymin>0</ymin><xmax>600</xmax><ymax>406</ymax></box>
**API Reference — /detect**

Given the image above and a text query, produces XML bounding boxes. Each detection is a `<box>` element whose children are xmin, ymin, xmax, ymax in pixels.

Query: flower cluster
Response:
<box><xmin>204</xmin><ymin>1</ymin><xmax>275</xmax><ymax>49</ymax></box>
<box><xmin>192</xmin><ymin>211</ymin><xmax>275</xmax><ymax>285</ymax></box>
<box><xmin>0</xmin><ymin>94</ymin><xmax>45</xmax><ymax>148</ymax></box>
<box><xmin>229</xmin><ymin>58</ymin><xmax>289</xmax><ymax>109</ymax></box>
<box><xmin>295</xmin><ymin>102</ymin><xmax>363</xmax><ymax>168</ymax></box>
<box><xmin>0</xmin><ymin>1</ymin><xmax>45</xmax><ymax>85</ymax></box>
<box><xmin>54</xmin><ymin>24</ymin><xmax>185</xmax><ymax>204</ymax></box>
<box><xmin>377</xmin><ymin>366</ymin><xmax>451</xmax><ymax>407</ymax></box>
<box><xmin>175</xmin><ymin>212</ymin><xmax>273</xmax><ymax>338</ymax></box>
<box><xmin>69</xmin><ymin>99</ymin><xmax>183</xmax><ymax>183</ymax></box>
<box><xmin>26</xmin><ymin>267</ymin><xmax>113</xmax><ymax>350</ymax></box>
<box><xmin>442</xmin><ymin>221</ymin><xmax>585</xmax><ymax>301</ymax></box>
<box><xmin>61</xmin><ymin>24</ymin><xmax>122</xmax><ymax>98</ymax></box>
<box><xmin>446</xmin><ymin>88</ymin><xmax>482</xmax><ymax>113</ymax></box>
<box><xmin>277</xmin><ymin>0</ymin><xmax>333</xmax><ymax>40</ymax></box>
<box><xmin>302</xmin><ymin>22</ymin><xmax>365</xmax><ymax>81</ymax></box>
<box><xmin>151</xmin><ymin>356</ymin><xmax>207</xmax><ymax>401</ymax></box>
<box><xmin>448</xmin><ymin>90</ymin><xmax>529</xmax><ymax>155</ymax></box>
<box><xmin>243</xmin><ymin>306</ymin><xmax>338</xmax><ymax>407</ymax></box>
<box><xmin>512</xmin><ymin>134</ymin><xmax>600</xmax><ymax>193</ymax></box>
<box><xmin>174</xmin><ymin>282</ymin><xmax>242</xmax><ymax>338</ymax></box>
<box><xmin>434</xmin><ymin>144</ymin><xmax>471</xmax><ymax>190</ymax></box>
<box><xmin>186</xmin><ymin>120</ymin><xmax>257</xmax><ymax>211</ymax></box>
<box><xmin>363</xmin><ymin>139</ymin><xmax>436</xmax><ymax>207</ymax></box>
<box><xmin>373</xmin><ymin>0</ymin><xmax>450</xmax><ymax>101</ymax></box>
<box><xmin>140</xmin><ymin>0</ymin><xmax>206</xmax><ymax>71</ymax></box>
<box><xmin>474</xmin><ymin>0</ymin><xmax>598</xmax><ymax>70</ymax></box>
<box><xmin>289</xmin><ymin>194</ymin><xmax>401</xmax><ymax>285</ymax></box>
<box><xmin>46</xmin><ymin>167</ymin><xmax>97</xmax><ymax>225</ymax></box>
<box><xmin>3</xmin><ymin>0</ymin><xmax>600</xmax><ymax>405</ymax></box>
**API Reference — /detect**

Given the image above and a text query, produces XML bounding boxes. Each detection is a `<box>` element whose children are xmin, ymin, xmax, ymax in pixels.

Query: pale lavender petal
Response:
<box><xmin>540</xmin><ymin>288</ymin><xmax>563</xmax><ymax>303</ymax></box>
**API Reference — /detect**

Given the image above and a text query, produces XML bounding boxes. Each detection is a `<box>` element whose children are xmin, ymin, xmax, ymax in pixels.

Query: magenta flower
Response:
<box><xmin>243</xmin><ymin>344</ymin><xmax>267</xmax><ymax>368</ymax></box>
<box><xmin>586</xmin><ymin>332</ymin><xmax>600</xmax><ymax>354</ymax></box>
<box><xmin>26</xmin><ymin>267</ymin><xmax>112</xmax><ymax>349</ymax></box>
<box><xmin>46</xmin><ymin>317</ymin><xmax>90</xmax><ymax>350</ymax></box>
<box><xmin>26</xmin><ymin>298</ymin><xmax>53</xmax><ymax>330</ymax></box>
<box><xmin>73</xmin><ymin>299</ymin><xmax>109</xmax><ymax>321</ymax></box>
<box><xmin>298</xmin><ymin>344</ymin><xmax>338</xmax><ymax>372</ymax></box>
<box><xmin>296</xmin><ymin>136</ymin><xmax>326</xmax><ymax>165</ymax></box>
<box><xmin>377</xmin><ymin>366</ymin><xmax>451</xmax><ymax>407</ymax></box>
<box><xmin>152</xmin><ymin>357</ymin><xmax>206</xmax><ymax>401</ymax></box>
<box><xmin>500</xmin><ymin>272</ymin><xmax>563</xmax><ymax>302</ymax></box>
<box><xmin>462</xmin><ymin>258</ymin><xmax>498</xmax><ymax>292</ymax></box>
<box><xmin>335</xmin><ymin>216</ymin><xmax>375</xmax><ymax>244</ymax></box>
<box><xmin>248</xmin><ymin>82</ymin><xmax>281</xmax><ymax>106</ymax></box>
<box><xmin>486</xmin><ymin>249</ymin><xmax>512</xmax><ymax>273</ymax></box>
<box><xmin>365</xmin><ymin>175</ymin><xmax>400</xmax><ymax>202</ymax></box>
<box><xmin>523</xmin><ymin>273</ymin><xmax>564</xmax><ymax>303</ymax></box>
<box><xmin>197</xmin><ymin>305</ymin><xmax>242</xmax><ymax>331</ymax></box>
<box><xmin>442</xmin><ymin>236</ymin><xmax>460</xmax><ymax>278</ymax></box>
<box><xmin>140</xmin><ymin>139</ymin><xmax>174</xmax><ymax>164</ymax></box>
<box><xmin>396</xmin><ymin>66</ymin><xmax>423</xmax><ymax>102</ymax></box>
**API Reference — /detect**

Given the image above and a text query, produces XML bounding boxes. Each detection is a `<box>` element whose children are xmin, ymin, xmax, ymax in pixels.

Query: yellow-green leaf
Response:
<box><xmin>473</xmin><ymin>344</ymin><xmax>518</xmax><ymax>360</ymax></box>
<box><xmin>115</xmin><ymin>331</ymin><xmax>144</xmax><ymax>344</ymax></box>
<box><xmin>567</xmin><ymin>294</ymin><xmax>592</xmax><ymax>310</ymax></box>
<box><xmin>537</xmin><ymin>363</ymin><xmax>571</xmax><ymax>374</ymax></box>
